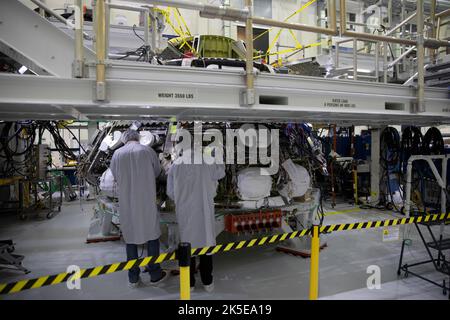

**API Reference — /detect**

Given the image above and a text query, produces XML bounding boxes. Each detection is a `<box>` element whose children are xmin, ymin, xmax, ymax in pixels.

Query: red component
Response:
<box><xmin>224</xmin><ymin>210</ymin><xmax>283</xmax><ymax>234</ymax></box>
<box><xmin>183</xmin><ymin>51</ymin><xmax>194</xmax><ymax>58</ymax></box>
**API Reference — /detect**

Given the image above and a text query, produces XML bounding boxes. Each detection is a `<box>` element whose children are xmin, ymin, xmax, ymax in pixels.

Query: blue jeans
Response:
<box><xmin>126</xmin><ymin>239</ymin><xmax>163</xmax><ymax>283</ymax></box>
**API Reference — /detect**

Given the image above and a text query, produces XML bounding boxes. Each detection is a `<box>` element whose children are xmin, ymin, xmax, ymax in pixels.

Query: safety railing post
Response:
<box><xmin>178</xmin><ymin>242</ymin><xmax>191</xmax><ymax>300</ymax></box>
<box><xmin>95</xmin><ymin>0</ymin><xmax>107</xmax><ymax>101</ymax></box>
<box><xmin>105</xmin><ymin>1</ymin><xmax>110</xmax><ymax>61</ymax></box>
<box><xmin>416</xmin><ymin>0</ymin><xmax>425</xmax><ymax>113</ymax></box>
<box><xmin>353</xmin><ymin>38</ymin><xmax>357</xmax><ymax>80</ymax></box>
<box><xmin>73</xmin><ymin>0</ymin><xmax>84</xmax><ymax>78</ymax></box>
<box><xmin>244</xmin><ymin>0</ymin><xmax>255</xmax><ymax>106</ymax></box>
<box><xmin>309</xmin><ymin>225</ymin><xmax>320</xmax><ymax>300</ymax></box>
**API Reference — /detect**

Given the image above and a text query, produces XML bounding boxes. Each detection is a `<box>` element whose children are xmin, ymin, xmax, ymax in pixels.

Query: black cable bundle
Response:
<box><xmin>420</xmin><ymin>127</ymin><xmax>445</xmax><ymax>212</ymax></box>
<box><xmin>423</xmin><ymin>127</ymin><xmax>444</xmax><ymax>155</ymax></box>
<box><xmin>0</xmin><ymin>121</ymin><xmax>86</xmax><ymax>178</ymax></box>
<box><xmin>380</xmin><ymin>127</ymin><xmax>402</xmax><ymax>212</ymax></box>
<box><xmin>401</xmin><ymin>126</ymin><xmax>423</xmax><ymax>155</ymax></box>
<box><xmin>400</xmin><ymin>126</ymin><xmax>423</xmax><ymax>173</ymax></box>
<box><xmin>35</xmin><ymin>121</ymin><xmax>78</xmax><ymax>161</ymax></box>
<box><xmin>380</xmin><ymin>127</ymin><xmax>401</xmax><ymax>166</ymax></box>
<box><xmin>0</xmin><ymin>122</ymin><xmax>36</xmax><ymax>177</ymax></box>
<box><xmin>116</xmin><ymin>25</ymin><xmax>151</xmax><ymax>61</ymax></box>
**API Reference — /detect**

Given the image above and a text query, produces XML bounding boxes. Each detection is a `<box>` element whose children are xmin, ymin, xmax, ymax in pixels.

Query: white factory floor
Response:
<box><xmin>0</xmin><ymin>199</ymin><xmax>449</xmax><ymax>300</ymax></box>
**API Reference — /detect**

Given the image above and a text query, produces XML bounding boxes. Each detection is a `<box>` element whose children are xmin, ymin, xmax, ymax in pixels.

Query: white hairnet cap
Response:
<box><xmin>121</xmin><ymin>129</ymin><xmax>140</xmax><ymax>144</ymax></box>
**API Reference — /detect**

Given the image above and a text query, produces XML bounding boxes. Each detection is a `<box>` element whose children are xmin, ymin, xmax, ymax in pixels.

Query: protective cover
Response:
<box><xmin>139</xmin><ymin>131</ymin><xmax>158</xmax><ymax>147</ymax></box>
<box><xmin>99</xmin><ymin>168</ymin><xmax>118</xmax><ymax>198</ymax></box>
<box><xmin>237</xmin><ymin>168</ymin><xmax>272</xmax><ymax>201</ymax></box>
<box><xmin>99</xmin><ymin>131</ymin><xmax>123</xmax><ymax>152</ymax></box>
<box><xmin>278</xmin><ymin>159</ymin><xmax>310</xmax><ymax>199</ymax></box>
<box><xmin>239</xmin><ymin>196</ymin><xmax>285</xmax><ymax>209</ymax></box>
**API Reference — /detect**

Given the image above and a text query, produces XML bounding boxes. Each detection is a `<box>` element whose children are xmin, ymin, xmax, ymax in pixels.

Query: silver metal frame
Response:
<box><xmin>404</xmin><ymin>155</ymin><xmax>448</xmax><ymax>217</ymax></box>
<box><xmin>0</xmin><ymin>0</ymin><xmax>449</xmax><ymax>122</ymax></box>
<box><xmin>0</xmin><ymin>67</ymin><xmax>449</xmax><ymax>123</ymax></box>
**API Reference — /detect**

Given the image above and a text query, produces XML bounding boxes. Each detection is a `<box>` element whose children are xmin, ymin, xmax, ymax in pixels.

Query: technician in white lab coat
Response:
<box><xmin>110</xmin><ymin>129</ymin><xmax>168</xmax><ymax>287</ymax></box>
<box><xmin>167</xmin><ymin>148</ymin><xmax>225</xmax><ymax>292</ymax></box>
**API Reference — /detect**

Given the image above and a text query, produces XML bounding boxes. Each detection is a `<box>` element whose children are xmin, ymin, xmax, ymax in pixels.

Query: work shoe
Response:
<box><xmin>128</xmin><ymin>278</ymin><xmax>144</xmax><ymax>289</ymax></box>
<box><xmin>149</xmin><ymin>270</ymin><xmax>169</xmax><ymax>286</ymax></box>
<box><xmin>203</xmin><ymin>282</ymin><xmax>214</xmax><ymax>293</ymax></box>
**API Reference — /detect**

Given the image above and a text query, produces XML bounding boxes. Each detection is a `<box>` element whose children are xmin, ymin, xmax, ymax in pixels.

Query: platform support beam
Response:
<box><xmin>95</xmin><ymin>0</ymin><xmax>107</xmax><ymax>101</ymax></box>
<box><xmin>370</xmin><ymin>127</ymin><xmax>381</xmax><ymax>204</ymax></box>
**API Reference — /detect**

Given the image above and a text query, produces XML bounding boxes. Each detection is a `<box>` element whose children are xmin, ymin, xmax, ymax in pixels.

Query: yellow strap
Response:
<box><xmin>254</xmin><ymin>45</ymin><xmax>301</xmax><ymax>59</ymax></box>
<box><xmin>253</xmin><ymin>0</ymin><xmax>317</xmax><ymax>42</ymax></box>
<box><xmin>172</xmin><ymin>7</ymin><xmax>188</xmax><ymax>36</ymax></box>
<box><xmin>167</xmin><ymin>8</ymin><xmax>194</xmax><ymax>52</ymax></box>
<box><xmin>261</xmin><ymin>42</ymin><xmax>321</xmax><ymax>61</ymax></box>
<box><xmin>176</xmin><ymin>8</ymin><xmax>191</xmax><ymax>36</ymax></box>
<box><xmin>288</xmin><ymin>29</ymin><xmax>302</xmax><ymax>48</ymax></box>
<box><xmin>163</xmin><ymin>10</ymin><xmax>194</xmax><ymax>52</ymax></box>
<box><xmin>266</xmin><ymin>29</ymin><xmax>283</xmax><ymax>55</ymax></box>
<box><xmin>266</xmin><ymin>0</ymin><xmax>317</xmax><ymax>54</ymax></box>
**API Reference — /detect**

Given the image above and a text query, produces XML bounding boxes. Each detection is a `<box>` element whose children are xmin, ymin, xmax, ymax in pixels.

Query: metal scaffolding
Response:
<box><xmin>0</xmin><ymin>0</ymin><xmax>449</xmax><ymax>123</ymax></box>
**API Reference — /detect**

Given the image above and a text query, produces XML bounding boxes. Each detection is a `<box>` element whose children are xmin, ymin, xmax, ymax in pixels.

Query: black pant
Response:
<box><xmin>190</xmin><ymin>255</ymin><xmax>213</xmax><ymax>287</ymax></box>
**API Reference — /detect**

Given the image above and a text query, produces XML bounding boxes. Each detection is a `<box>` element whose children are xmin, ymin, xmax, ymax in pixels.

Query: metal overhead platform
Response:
<box><xmin>0</xmin><ymin>63</ymin><xmax>449</xmax><ymax>124</ymax></box>
<box><xmin>0</xmin><ymin>0</ymin><xmax>449</xmax><ymax>124</ymax></box>
<box><xmin>0</xmin><ymin>0</ymin><xmax>96</xmax><ymax>78</ymax></box>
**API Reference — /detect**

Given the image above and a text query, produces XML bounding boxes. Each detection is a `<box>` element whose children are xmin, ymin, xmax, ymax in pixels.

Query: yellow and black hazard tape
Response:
<box><xmin>0</xmin><ymin>228</ymin><xmax>312</xmax><ymax>295</ymax></box>
<box><xmin>0</xmin><ymin>251</ymin><xmax>177</xmax><ymax>296</ymax></box>
<box><xmin>319</xmin><ymin>212</ymin><xmax>450</xmax><ymax>234</ymax></box>
<box><xmin>1</xmin><ymin>212</ymin><xmax>449</xmax><ymax>295</ymax></box>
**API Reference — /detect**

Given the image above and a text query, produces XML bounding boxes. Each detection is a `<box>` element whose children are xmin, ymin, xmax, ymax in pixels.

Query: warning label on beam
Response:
<box><xmin>156</xmin><ymin>90</ymin><xmax>197</xmax><ymax>101</ymax></box>
<box><xmin>323</xmin><ymin>98</ymin><xmax>356</xmax><ymax>108</ymax></box>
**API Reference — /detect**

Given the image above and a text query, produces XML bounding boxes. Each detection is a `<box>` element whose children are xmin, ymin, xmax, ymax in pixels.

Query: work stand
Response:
<box><xmin>397</xmin><ymin>219</ymin><xmax>450</xmax><ymax>299</ymax></box>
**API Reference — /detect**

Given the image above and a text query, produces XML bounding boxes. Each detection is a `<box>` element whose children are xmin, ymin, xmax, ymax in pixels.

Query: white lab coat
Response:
<box><xmin>110</xmin><ymin>141</ymin><xmax>161</xmax><ymax>244</ymax></box>
<box><xmin>167</xmin><ymin>157</ymin><xmax>225</xmax><ymax>248</ymax></box>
